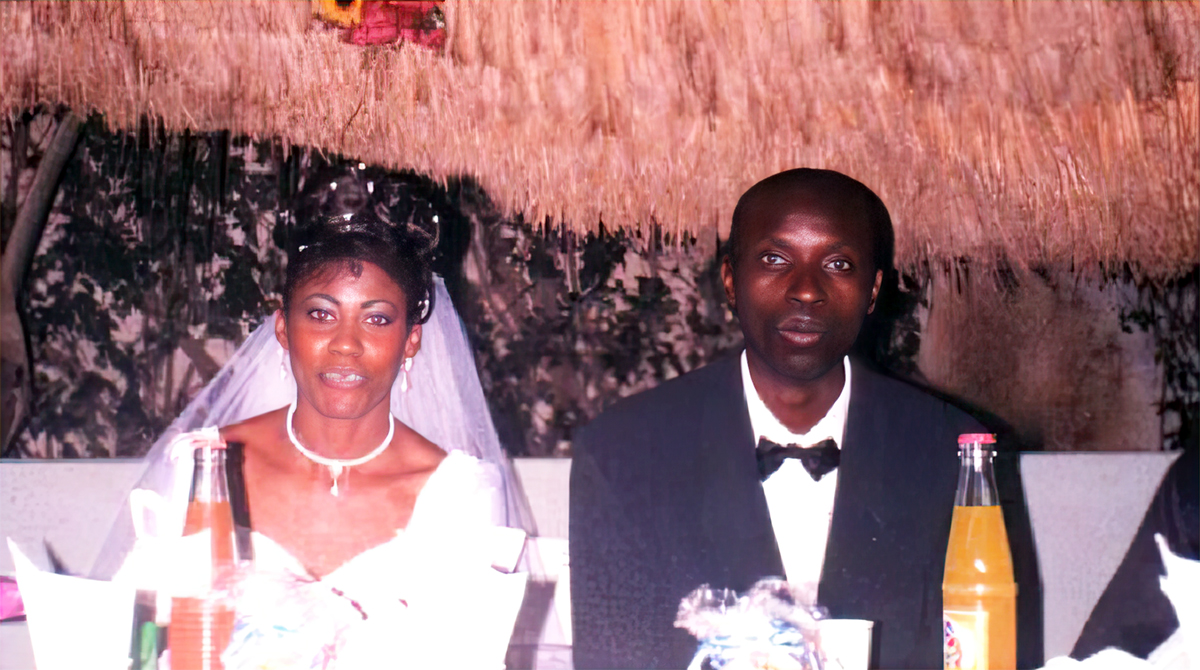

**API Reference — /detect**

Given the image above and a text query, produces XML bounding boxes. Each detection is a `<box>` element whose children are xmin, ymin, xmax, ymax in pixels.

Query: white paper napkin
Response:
<box><xmin>7</xmin><ymin>538</ymin><xmax>136</xmax><ymax>670</ymax></box>
<box><xmin>1146</xmin><ymin>534</ymin><xmax>1198</xmax><ymax>670</ymax></box>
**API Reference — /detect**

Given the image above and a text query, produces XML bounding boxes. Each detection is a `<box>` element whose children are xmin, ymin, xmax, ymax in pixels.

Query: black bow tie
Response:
<box><xmin>756</xmin><ymin>437</ymin><xmax>840</xmax><ymax>482</ymax></box>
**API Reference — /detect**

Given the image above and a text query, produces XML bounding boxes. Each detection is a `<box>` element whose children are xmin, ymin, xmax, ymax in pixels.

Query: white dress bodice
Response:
<box><xmin>116</xmin><ymin>436</ymin><xmax>527</xmax><ymax>670</ymax></box>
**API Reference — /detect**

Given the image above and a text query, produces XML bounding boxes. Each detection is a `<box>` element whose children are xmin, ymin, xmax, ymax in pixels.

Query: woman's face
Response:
<box><xmin>276</xmin><ymin>261</ymin><xmax>421</xmax><ymax>421</ymax></box>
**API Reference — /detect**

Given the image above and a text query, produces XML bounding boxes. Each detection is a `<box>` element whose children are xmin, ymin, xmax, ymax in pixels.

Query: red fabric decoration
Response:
<box><xmin>348</xmin><ymin>1</ymin><xmax>446</xmax><ymax>50</ymax></box>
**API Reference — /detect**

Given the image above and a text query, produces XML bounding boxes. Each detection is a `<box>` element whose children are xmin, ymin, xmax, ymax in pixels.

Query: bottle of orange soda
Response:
<box><xmin>943</xmin><ymin>433</ymin><xmax>1016</xmax><ymax>670</ymax></box>
<box><xmin>168</xmin><ymin>439</ymin><xmax>237</xmax><ymax>670</ymax></box>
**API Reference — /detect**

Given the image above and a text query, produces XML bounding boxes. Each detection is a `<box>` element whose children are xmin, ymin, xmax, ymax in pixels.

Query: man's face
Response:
<box><xmin>722</xmin><ymin>192</ymin><xmax>882</xmax><ymax>384</ymax></box>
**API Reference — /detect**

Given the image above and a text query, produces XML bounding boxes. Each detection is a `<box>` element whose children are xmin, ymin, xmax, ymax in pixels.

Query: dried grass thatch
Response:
<box><xmin>3</xmin><ymin>1</ymin><xmax>1197</xmax><ymax>278</ymax></box>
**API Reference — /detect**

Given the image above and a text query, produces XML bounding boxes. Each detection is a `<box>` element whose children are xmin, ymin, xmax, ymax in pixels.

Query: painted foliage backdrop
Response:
<box><xmin>2</xmin><ymin>111</ymin><xmax>1197</xmax><ymax>458</ymax></box>
<box><xmin>5</xmin><ymin>112</ymin><xmax>751</xmax><ymax>457</ymax></box>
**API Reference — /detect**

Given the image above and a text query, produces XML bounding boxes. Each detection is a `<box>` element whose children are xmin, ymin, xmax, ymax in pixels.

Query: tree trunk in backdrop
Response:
<box><xmin>1</xmin><ymin>113</ymin><xmax>82</xmax><ymax>454</ymax></box>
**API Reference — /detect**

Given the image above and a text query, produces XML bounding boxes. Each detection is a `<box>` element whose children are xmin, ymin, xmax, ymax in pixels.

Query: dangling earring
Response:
<box><xmin>399</xmin><ymin>357</ymin><xmax>413</xmax><ymax>393</ymax></box>
<box><xmin>279</xmin><ymin>349</ymin><xmax>288</xmax><ymax>380</ymax></box>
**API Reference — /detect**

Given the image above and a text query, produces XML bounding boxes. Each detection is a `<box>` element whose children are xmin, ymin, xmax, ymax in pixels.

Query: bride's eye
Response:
<box><xmin>365</xmin><ymin>314</ymin><xmax>393</xmax><ymax>326</ymax></box>
<box><xmin>308</xmin><ymin>308</ymin><xmax>334</xmax><ymax>322</ymax></box>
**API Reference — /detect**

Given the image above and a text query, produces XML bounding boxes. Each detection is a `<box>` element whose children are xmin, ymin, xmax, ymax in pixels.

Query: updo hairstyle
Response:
<box><xmin>282</xmin><ymin>214</ymin><xmax>436</xmax><ymax>329</ymax></box>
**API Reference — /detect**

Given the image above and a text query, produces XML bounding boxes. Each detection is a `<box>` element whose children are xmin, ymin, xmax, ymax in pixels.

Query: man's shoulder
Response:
<box><xmin>578</xmin><ymin>354</ymin><xmax>740</xmax><ymax>441</ymax></box>
<box><xmin>850</xmin><ymin>359</ymin><xmax>985</xmax><ymax>434</ymax></box>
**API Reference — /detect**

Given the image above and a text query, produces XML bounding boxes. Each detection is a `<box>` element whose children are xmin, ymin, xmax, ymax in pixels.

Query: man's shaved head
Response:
<box><xmin>726</xmin><ymin>169</ymin><xmax>894</xmax><ymax>276</ymax></box>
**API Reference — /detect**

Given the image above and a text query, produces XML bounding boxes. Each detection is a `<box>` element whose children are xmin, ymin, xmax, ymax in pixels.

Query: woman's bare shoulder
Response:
<box><xmin>393</xmin><ymin>421</ymin><xmax>448</xmax><ymax>471</ymax></box>
<box><xmin>220</xmin><ymin>407</ymin><xmax>288</xmax><ymax>447</ymax></box>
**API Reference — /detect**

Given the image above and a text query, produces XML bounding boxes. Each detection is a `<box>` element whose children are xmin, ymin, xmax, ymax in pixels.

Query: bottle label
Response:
<box><xmin>944</xmin><ymin>609</ymin><xmax>988</xmax><ymax>670</ymax></box>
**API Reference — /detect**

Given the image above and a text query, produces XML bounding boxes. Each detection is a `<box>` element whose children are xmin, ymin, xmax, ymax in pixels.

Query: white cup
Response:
<box><xmin>819</xmin><ymin>618</ymin><xmax>874</xmax><ymax>670</ymax></box>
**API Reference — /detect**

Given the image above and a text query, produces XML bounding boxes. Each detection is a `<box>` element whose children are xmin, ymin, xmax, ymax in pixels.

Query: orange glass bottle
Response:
<box><xmin>168</xmin><ymin>441</ymin><xmax>237</xmax><ymax>670</ymax></box>
<box><xmin>943</xmin><ymin>433</ymin><xmax>1016</xmax><ymax>670</ymax></box>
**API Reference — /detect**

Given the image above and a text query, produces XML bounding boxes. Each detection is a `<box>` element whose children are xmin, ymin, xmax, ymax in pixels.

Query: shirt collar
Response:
<box><xmin>740</xmin><ymin>352</ymin><xmax>852</xmax><ymax>449</ymax></box>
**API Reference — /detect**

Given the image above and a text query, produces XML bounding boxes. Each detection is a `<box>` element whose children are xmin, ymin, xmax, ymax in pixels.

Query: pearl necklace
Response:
<box><xmin>286</xmin><ymin>399</ymin><xmax>395</xmax><ymax>497</ymax></box>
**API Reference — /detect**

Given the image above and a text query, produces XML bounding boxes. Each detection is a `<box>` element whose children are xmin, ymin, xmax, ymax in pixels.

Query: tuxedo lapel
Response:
<box><xmin>697</xmin><ymin>355</ymin><xmax>785</xmax><ymax>586</ymax></box>
<box><xmin>820</xmin><ymin>361</ymin><xmax>892</xmax><ymax>613</ymax></box>
<box><xmin>816</xmin><ymin>360</ymin><xmax>981</xmax><ymax>669</ymax></box>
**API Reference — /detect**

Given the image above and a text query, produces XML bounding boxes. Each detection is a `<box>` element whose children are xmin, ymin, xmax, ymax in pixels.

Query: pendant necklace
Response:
<box><xmin>286</xmin><ymin>399</ymin><xmax>395</xmax><ymax>497</ymax></box>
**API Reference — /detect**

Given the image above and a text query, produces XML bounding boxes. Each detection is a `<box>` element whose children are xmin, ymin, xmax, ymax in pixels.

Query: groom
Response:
<box><xmin>570</xmin><ymin>168</ymin><xmax>1039</xmax><ymax>669</ymax></box>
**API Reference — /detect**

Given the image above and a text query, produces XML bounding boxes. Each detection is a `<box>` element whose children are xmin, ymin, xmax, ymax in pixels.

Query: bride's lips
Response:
<box><xmin>776</xmin><ymin>317</ymin><xmax>825</xmax><ymax>347</ymax></box>
<box><xmin>318</xmin><ymin>368</ymin><xmax>369</xmax><ymax>388</ymax></box>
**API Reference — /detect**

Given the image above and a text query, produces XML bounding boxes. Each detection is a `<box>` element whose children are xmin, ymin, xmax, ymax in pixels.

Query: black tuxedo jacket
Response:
<box><xmin>570</xmin><ymin>355</ymin><xmax>1041</xmax><ymax>669</ymax></box>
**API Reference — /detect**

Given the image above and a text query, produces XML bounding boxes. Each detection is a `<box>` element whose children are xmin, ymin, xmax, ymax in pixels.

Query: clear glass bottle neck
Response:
<box><xmin>188</xmin><ymin>447</ymin><xmax>230</xmax><ymax>504</ymax></box>
<box><xmin>954</xmin><ymin>443</ymin><xmax>999</xmax><ymax>506</ymax></box>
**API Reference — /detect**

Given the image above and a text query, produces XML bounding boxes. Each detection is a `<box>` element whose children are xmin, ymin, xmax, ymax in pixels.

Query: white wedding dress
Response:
<box><xmin>235</xmin><ymin>450</ymin><xmax>525</xmax><ymax>670</ymax></box>
<box><xmin>95</xmin><ymin>278</ymin><xmax>533</xmax><ymax>669</ymax></box>
<box><xmin>114</xmin><ymin>439</ymin><xmax>526</xmax><ymax>670</ymax></box>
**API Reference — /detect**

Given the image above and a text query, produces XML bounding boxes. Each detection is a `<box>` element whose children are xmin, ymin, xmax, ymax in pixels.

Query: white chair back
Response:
<box><xmin>1020</xmin><ymin>450</ymin><xmax>1179</xmax><ymax>659</ymax></box>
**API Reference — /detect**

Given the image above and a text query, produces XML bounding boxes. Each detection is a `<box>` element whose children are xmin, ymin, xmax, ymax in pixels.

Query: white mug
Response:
<box><xmin>819</xmin><ymin>618</ymin><xmax>874</xmax><ymax>670</ymax></box>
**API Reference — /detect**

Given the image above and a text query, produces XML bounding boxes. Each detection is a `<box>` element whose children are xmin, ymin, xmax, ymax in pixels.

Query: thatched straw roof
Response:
<box><xmin>3</xmin><ymin>1</ymin><xmax>1197</xmax><ymax>278</ymax></box>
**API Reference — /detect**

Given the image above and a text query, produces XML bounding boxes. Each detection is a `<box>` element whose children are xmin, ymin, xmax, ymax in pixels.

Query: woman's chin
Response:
<box><xmin>298</xmin><ymin>395</ymin><xmax>392</xmax><ymax>423</ymax></box>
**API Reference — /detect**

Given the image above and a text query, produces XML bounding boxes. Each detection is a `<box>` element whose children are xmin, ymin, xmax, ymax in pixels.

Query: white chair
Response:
<box><xmin>508</xmin><ymin>458</ymin><xmax>573</xmax><ymax>669</ymax></box>
<box><xmin>1020</xmin><ymin>450</ymin><xmax>1180</xmax><ymax>659</ymax></box>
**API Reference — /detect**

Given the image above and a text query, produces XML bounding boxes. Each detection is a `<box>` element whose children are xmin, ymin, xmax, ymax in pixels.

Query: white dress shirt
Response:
<box><xmin>741</xmin><ymin>352</ymin><xmax>852</xmax><ymax>588</ymax></box>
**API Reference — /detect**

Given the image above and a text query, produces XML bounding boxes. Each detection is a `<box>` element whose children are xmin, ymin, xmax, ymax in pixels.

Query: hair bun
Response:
<box><xmin>295</xmin><ymin>162</ymin><xmax>442</xmax><ymax>253</ymax></box>
<box><xmin>392</xmin><ymin>217</ymin><xmax>439</xmax><ymax>258</ymax></box>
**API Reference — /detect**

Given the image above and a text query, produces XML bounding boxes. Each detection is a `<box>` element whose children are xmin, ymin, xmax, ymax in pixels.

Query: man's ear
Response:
<box><xmin>274</xmin><ymin>309</ymin><xmax>289</xmax><ymax>350</ymax></box>
<box><xmin>721</xmin><ymin>256</ymin><xmax>737</xmax><ymax>313</ymax></box>
<box><xmin>867</xmin><ymin>269</ymin><xmax>883</xmax><ymax>314</ymax></box>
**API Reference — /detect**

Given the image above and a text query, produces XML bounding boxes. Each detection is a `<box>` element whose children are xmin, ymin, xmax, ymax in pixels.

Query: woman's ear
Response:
<box><xmin>403</xmin><ymin>323</ymin><xmax>422</xmax><ymax>360</ymax></box>
<box><xmin>274</xmin><ymin>309</ymin><xmax>289</xmax><ymax>350</ymax></box>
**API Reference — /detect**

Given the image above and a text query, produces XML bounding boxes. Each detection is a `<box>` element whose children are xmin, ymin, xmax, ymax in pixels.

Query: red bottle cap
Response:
<box><xmin>957</xmin><ymin>433</ymin><xmax>996</xmax><ymax>445</ymax></box>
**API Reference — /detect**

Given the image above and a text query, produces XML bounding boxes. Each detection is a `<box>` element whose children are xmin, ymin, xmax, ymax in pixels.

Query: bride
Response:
<box><xmin>96</xmin><ymin>212</ymin><xmax>532</xmax><ymax>668</ymax></box>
